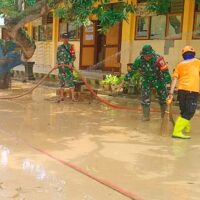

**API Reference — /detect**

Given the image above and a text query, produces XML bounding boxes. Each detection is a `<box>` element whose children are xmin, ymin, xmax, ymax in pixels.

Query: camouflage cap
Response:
<box><xmin>61</xmin><ymin>33</ymin><xmax>69</xmax><ymax>39</ymax></box>
<box><xmin>141</xmin><ymin>44</ymin><xmax>154</xmax><ymax>55</ymax></box>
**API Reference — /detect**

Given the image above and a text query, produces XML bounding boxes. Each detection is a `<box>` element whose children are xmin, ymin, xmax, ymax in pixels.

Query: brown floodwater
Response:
<box><xmin>0</xmin><ymin>81</ymin><xmax>200</xmax><ymax>200</ymax></box>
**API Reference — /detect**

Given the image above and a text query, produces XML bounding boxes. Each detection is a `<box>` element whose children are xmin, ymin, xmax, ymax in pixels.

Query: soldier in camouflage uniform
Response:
<box><xmin>56</xmin><ymin>33</ymin><xmax>76</xmax><ymax>102</ymax></box>
<box><xmin>125</xmin><ymin>44</ymin><xmax>171</xmax><ymax>121</ymax></box>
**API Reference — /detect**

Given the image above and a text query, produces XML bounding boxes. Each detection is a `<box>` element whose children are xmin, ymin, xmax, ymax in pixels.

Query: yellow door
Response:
<box><xmin>80</xmin><ymin>22</ymin><xmax>122</xmax><ymax>73</ymax></box>
<box><xmin>80</xmin><ymin>22</ymin><xmax>97</xmax><ymax>70</ymax></box>
<box><xmin>103</xmin><ymin>23</ymin><xmax>122</xmax><ymax>73</ymax></box>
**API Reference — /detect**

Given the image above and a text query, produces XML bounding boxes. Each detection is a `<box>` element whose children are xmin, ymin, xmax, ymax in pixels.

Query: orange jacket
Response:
<box><xmin>173</xmin><ymin>58</ymin><xmax>200</xmax><ymax>92</ymax></box>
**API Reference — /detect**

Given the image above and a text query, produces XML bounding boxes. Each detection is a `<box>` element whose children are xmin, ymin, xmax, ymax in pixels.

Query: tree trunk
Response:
<box><xmin>6</xmin><ymin>27</ymin><xmax>36</xmax><ymax>60</ymax></box>
<box><xmin>15</xmin><ymin>28</ymin><xmax>36</xmax><ymax>60</ymax></box>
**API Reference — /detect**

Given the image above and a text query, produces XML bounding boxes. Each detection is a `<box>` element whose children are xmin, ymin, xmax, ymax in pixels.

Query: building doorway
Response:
<box><xmin>80</xmin><ymin>21</ymin><xmax>122</xmax><ymax>73</ymax></box>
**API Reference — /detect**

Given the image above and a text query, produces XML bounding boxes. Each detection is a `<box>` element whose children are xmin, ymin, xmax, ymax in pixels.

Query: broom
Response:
<box><xmin>160</xmin><ymin>99</ymin><xmax>175</xmax><ymax>135</ymax></box>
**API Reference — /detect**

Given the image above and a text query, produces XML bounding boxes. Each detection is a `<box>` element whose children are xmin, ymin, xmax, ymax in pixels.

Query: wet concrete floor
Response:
<box><xmin>0</xmin><ymin>81</ymin><xmax>200</xmax><ymax>200</ymax></box>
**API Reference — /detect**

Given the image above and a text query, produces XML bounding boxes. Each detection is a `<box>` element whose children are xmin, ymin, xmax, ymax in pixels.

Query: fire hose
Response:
<box><xmin>0</xmin><ymin>66</ymin><xmax>155</xmax><ymax>113</ymax></box>
<box><xmin>0</xmin><ymin>66</ymin><xmax>145</xmax><ymax>112</ymax></box>
<box><xmin>0</xmin><ymin>66</ymin><xmax>146</xmax><ymax>200</ymax></box>
<box><xmin>1</xmin><ymin>66</ymin><xmax>199</xmax><ymax>199</ymax></box>
<box><xmin>0</xmin><ymin>66</ymin><xmax>199</xmax><ymax>117</ymax></box>
<box><xmin>0</xmin><ymin>67</ymin><xmax>55</xmax><ymax>100</ymax></box>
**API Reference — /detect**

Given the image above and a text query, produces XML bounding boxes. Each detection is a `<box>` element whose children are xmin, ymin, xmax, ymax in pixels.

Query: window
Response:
<box><xmin>166</xmin><ymin>14</ymin><xmax>182</xmax><ymax>39</ymax></box>
<box><xmin>46</xmin><ymin>24</ymin><xmax>53</xmax><ymax>40</ymax></box>
<box><xmin>193</xmin><ymin>13</ymin><xmax>200</xmax><ymax>38</ymax></box>
<box><xmin>150</xmin><ymin>15</ymin><xmax>166</xmax><ymax>39</ymax></box>
<box><xmin>59</xmin><ymin>19</ymin><xmax>80</xmax><ymax>41</ymax></box>
<box><xmin>46</xmin><ymin>12</ymin><xmax>53</xmax><ymax>41</ymax></box>
<box><xmin>35</xmin><ymin>12</ymin><xmax>53</xmax><ymax>41</ymax></box>
<box><xmin>193</xmin><ymin>1</ymin><xmax>200</xmax><ymax>38</ymax></box>
<box><xmin>135</xmin><ymin>16</ymin><xmax>149</xmax><ymax>39</ymax></box>
<box><xmin>68</xmin><ymin>23</ymin><xmax>80</xmax><ymax>40</ymax></box>
<box><xmin>38</xmin><ymin>25</ymin><xmax>46</xmax><ymax>41</ymax></box>
<box><xmin>135</xmin><ymin>0</ymin><xmax>184</xmax><ymax>40</ymax></box>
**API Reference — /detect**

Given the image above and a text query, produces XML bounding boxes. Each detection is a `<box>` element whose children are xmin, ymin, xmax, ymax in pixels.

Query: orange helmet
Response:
<box><xmin>182</xmin><ymin>46</ymin><xmax>195</xmax><ymax>55</ymax></box>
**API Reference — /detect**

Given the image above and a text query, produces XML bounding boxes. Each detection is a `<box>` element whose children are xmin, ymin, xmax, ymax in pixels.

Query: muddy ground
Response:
<box><xmin>0</xmin><ymin>81</ymin><xmax>200</xmax><ymax>200</ymax></box>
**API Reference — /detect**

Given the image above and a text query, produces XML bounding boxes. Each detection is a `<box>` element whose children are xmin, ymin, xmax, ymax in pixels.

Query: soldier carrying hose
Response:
<box><xmin>55</xmin><ymin>33</ymin><xmax>77</xmax><ymax>102</ymax></box>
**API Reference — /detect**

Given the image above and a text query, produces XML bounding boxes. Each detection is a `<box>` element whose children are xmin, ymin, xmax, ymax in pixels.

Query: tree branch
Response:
<box><xmin>5</xmin><ymin>0</ymin><xmax>63</xmax><ymax>36</ymax></box>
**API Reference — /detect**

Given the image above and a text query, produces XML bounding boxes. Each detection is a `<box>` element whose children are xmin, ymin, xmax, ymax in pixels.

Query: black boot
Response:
<box><xmin>142</xmin><ymin>106</ymin><xmax>150</xmax><ymax>121</ymax></box>
<box><xmin>160</xmin><ymin>104</ymin><xmax>167</xmax><ymax>118</ymax></box>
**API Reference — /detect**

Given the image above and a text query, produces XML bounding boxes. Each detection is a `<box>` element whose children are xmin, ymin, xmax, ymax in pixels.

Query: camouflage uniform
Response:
<box><xmin>126</xmin><ymin>45</ymin><xmax>171</xmax><ymax>120</ymax></box>
<box><xmin>57</xmin><ymin>43</ymin><xmax>75</xmax><ymax>88</ymax></box>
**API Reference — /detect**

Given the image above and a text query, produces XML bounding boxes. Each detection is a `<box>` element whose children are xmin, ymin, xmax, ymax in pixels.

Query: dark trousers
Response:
<box><xmin>178</xmin><ymin>90</ymin><xmax>199</xmax><ymax>120</ymax></box>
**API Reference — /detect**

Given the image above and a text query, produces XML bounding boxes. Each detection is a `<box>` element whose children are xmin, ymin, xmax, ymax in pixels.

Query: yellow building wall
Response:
<box><xmin>120</xmin><ymin>0</ymin><xmax>199</xmax><ymax>75</ymax></box>
<box><xmin>26</xmin><ymin>17</ymin><xmax>80</xmax><ymax>75</ymax></box>
<box><xmin>25</xmin><ymin>0</ymin><xmax>199</xmax><ymax>76</ymax></box>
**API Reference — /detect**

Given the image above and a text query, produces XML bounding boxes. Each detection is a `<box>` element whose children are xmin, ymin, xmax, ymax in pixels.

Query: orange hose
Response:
<box><xmin>0</xmin><ymin>68</ymin><xmax>55</xmax><ymax>100</ymax></box>
<box><xmin>1</xmin><ymin>67</ymin><xmax>199</xmax><ymax>117</ymax></box>
<box><xmin>74</xmin><ymin>68</ymin><xmax>162</xmax><ymax>113</ymax></box>
<box><xmin>74</xmin><ymin>68</ymin><xmax>200</xmax><ymax>117</ymax></box>
<box><xmin>29</xmin><ymin>144</ymin><xmax>145</xmax><ymax>200</ymax></box>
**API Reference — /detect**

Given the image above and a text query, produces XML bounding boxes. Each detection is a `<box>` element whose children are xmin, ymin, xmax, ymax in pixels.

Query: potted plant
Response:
<box><xmin>100</xmin><ymin>74</ymin><xmax>124</xmax><ymax>92</ymax></box>
<box><xmin>23</xmin><ymin>61</ymin><xmax>35</xmax><ymax>80</ymax></box>
<box><xmin>100</xmin><ymin>74</ymin><xmax>112</xmax><ymax>91</ymax></box>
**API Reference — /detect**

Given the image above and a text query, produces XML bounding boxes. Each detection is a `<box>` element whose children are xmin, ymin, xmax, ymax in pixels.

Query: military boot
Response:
<box><xmin>160</xmin><ymin>104</ymin><xmax>167</xmax><ymax>118</ymax></box>
<box><xmin>142</xmin><ymin>106</ymin><xmax>150</xmax><ymax>121</ymax></box>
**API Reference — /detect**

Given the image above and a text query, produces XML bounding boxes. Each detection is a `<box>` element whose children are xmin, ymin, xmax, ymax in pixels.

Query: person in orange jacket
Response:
<box><xmin>168</xmin><ymin>46</ymin><xmax>200</xmax><ymax>139</ymax></box>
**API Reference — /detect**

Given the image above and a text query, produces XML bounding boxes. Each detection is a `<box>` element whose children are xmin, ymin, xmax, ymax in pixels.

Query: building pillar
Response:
<box><xmin>52</xmin><ymin>15</ymin><xmax>59</xmax><ymax>67</ymax></box>
<box><xmin>121</xmin><ymin>0</ymin><xmax>137</xmax><ymax>42</ymax></box>
<box><xmin>182</xmin><ymin>0</ymin><xmax>195</xmax><ymax>42</ymax></box>
<box><xmin>26</xmin><ymin>22</ymin><xmax>33</xmax><ymax>37</ymax></box>
<box><xmin>130</xmin><ymin>0</ymin><xmax>137</xmax><ymax>41</ymax></box>
<box><xmin>120</xmin><ymin>0</ymin><xmax>137</xmax><ymax>72</ymax></box>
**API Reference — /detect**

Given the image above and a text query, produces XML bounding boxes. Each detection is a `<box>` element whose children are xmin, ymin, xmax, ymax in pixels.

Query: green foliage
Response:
<box><xmin>94</xmin><ymin>2</ymin><xmax>135</xmax><ymax>33</ymax></box>
<box><xmin>0</xmin><ymin>0</ymin><xmax>17</xmax><ymax>17</ymax></box>
<box><xmin>0</xmin><ymin>0</ymin><xmax>135</xmax><ymax>33</ymax></box>
<box><xmin>146</xmin><ymin>0</ymin><xmax>171</xmax><ymax>14</ymax></box>
<box><xmin>73</xmin><ymin>70</ymin><xmax>79</xmax><ymax>80</ymax></box>
<box><xmin>25</xmin><ymin>0</ymin><xmax>36</xmax><ymax>7</ymax></box>
<box><xmin>101</xmin><ymin>74</ymin><xmax>124</xmax><ymax>86</ymax></box>
<box><xmin>0</xmin><ymin>0</ymin><xmax>180</xmax><ymax>33</ymax></box>
<box><xmin>197</xmin><ymin>0</ymin><xmax>200</xmax><ymax>6</ymax></box>
<box><xmin>18</xmin><ymin>28</ymin><xmax>35</xmax><ymax>46</ymax></box>
<box><xmin>130</xmin><ymin>72</ymin><xmax>142</xmax><ymax>92</ymax></box>
<box><xmin>124</xmin><ymin>72</ymin><xmax>142</xmax><ymax>94</ymax></box>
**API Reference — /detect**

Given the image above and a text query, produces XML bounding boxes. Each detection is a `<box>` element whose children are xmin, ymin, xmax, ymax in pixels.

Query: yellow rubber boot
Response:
<box><xmin>172</xmin><ymin>117</ymin><xmax>191</xmax><ymax>139</ymax></box>
<box><xmin>184</xmin><ymin>120</ymin><xmax>190</xmax><ymax>133</ymax></box>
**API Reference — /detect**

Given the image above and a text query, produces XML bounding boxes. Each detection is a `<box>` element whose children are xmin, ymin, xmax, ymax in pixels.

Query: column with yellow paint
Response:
<box><xmin>182</xmin><ymin>0</ymin><xmax>195</xmax><ymax>41</ymax></box>
<box><xmin>26</xmin><ymin>22</ymin><xmax>33</xmax><ymax>37</ymax></box>
<box><xmin>52</xmin><ymin>15</ymin><xmax>59</xmax><ymax>67</ymax></box>
<box><xmin>121</xmin><ymin>0</ymin><xmax>137</xmax><ymax>72</ymax></box>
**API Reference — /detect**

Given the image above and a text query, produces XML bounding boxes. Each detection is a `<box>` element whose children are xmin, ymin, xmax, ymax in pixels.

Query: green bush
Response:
<box><xmin>101</xmin><ymin>74</ymin><xmax>124</xmax><ymax>86</ymax></box>
<box><xmin>124</xmin><ymin>72</ymin><xmax>142</xmax><ymax>94</ymax></box>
